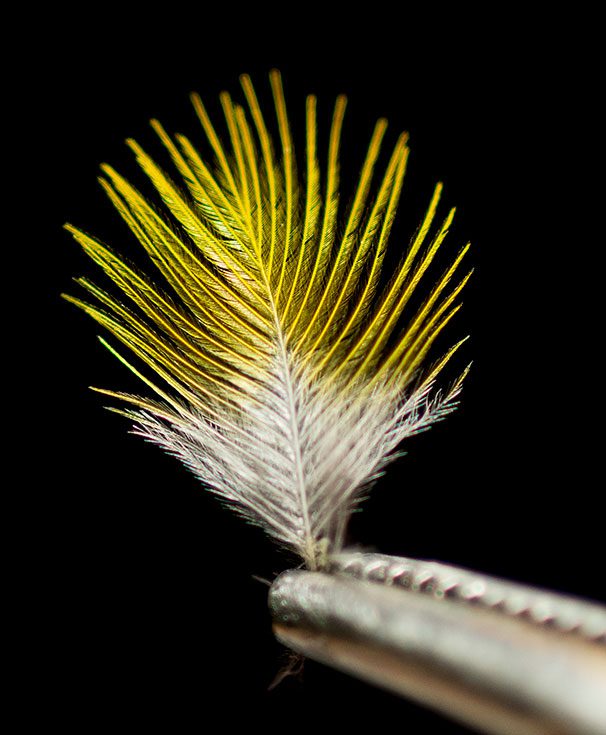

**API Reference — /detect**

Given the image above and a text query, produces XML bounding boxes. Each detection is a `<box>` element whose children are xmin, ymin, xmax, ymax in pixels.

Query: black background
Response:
<box><xmin>23</xmin><ymin>7</ymin><xmax>603</xmax><ymax>733</ymax></box>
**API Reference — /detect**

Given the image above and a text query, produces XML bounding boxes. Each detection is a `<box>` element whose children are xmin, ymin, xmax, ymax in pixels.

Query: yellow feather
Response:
<box><xmin>64</xmin><ymin>71</ymin><xmax>470</xmax><ymax>569</ymax></box>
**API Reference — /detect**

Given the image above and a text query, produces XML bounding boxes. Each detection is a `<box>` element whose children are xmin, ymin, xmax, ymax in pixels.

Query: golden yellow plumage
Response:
<box><xmin>64</xmin><ymin>70</ymin><xmax>470</xmax><ymax>569</ymax></box>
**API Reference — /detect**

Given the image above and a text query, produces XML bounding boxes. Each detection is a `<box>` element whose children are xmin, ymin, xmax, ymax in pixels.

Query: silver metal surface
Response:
<box><xmin>329</xmin><ymin>551</ymin><xmax>606</xmax><ymax>642</ymax></box>
<box><xmin>269</xmin><ymin>554</ymin><xmax>606</xmax><ymax>735</ymax></box>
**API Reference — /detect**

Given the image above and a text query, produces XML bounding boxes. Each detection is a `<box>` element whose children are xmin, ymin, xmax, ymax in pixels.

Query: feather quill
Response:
<box><xmin>64</xmin><ymin>71</ymin><xmax>471</xmax><ymax>570</ymax></box>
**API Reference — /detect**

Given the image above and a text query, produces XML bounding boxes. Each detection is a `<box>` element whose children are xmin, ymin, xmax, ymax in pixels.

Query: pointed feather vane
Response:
<box><xmin>64</xmin><ymin>70</ymin><xmax>471</xmax><ymax>570</ymax></box>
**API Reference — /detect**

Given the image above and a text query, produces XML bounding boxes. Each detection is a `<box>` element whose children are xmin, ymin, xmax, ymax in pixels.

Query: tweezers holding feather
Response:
<box><xmin>64</xmin><ymin>70</ymin><xmax>606</xmax><ymax>733</ymax></box>
<box><xmin>270</xmin><ymin>552</ymin><xmax>606</xmax><ymax>735</ymax></box>
<box><xmin>64</xmin><ymin>67</ymin><xmax>606</xmax><ymax>735</ymax></box>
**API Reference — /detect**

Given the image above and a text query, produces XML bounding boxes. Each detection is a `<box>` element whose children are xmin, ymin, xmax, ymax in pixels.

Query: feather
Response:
<box><xmin>64</xmin><ymin>70</ymin><xmax>471</xmax><ymax>570</ymax></box>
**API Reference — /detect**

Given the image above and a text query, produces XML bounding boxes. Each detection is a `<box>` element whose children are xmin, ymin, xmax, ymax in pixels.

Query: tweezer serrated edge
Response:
<box><xmin>328</xmin><ymin>551</ymin><xmax>606</xmax><ymax>643</ymax></box>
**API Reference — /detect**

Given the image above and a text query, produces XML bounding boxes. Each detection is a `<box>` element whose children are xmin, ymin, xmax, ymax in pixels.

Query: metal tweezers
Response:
<box><xmin>269</xmin><ymin>552</ymin><xmax>606</xmax><ymax>735</ymax></box>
